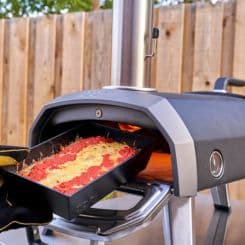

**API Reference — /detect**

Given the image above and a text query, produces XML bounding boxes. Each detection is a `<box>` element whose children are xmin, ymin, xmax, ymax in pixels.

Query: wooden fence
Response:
<box><xmin>1</xmin><ymin>0</ymin><xmax>245</xmax><ymax>199</ymax></box>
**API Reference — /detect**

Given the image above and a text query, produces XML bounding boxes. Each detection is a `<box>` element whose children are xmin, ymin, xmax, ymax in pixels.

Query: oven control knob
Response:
<box><xmin>209</xmin><ymin>151</ymin><xmax>224</xmax><ymax>178</ymax></box>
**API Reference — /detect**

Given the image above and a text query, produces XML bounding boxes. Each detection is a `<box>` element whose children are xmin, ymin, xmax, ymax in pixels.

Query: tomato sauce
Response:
<box><xmin>20</xmin><ymin>136</ymin><xmax>137</xmax><ymax>195</ymax></box>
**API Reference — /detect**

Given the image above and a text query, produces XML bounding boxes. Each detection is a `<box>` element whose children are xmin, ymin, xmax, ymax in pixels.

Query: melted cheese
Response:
<box><xmin>24</xmin><ymin>141</ymin><xmax>127</xmax><ymax>188</ymax></box>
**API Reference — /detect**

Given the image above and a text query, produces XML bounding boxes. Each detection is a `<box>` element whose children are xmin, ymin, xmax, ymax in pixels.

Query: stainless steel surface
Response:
<box><xmin>163</xmin><ymin>196</ymin><xmax>195</xmax><ymax>245</ymax></box>
<box><xmin>2</xmin><ymin>194</ymin><xmax>245</xmax><ymax>244</ymax></box>
<box><xmin>162</xmin><ymin>204</ymin><xmax>171</xmax><ymax>245</ymax></box>
<box><xmin>111</xmin><ymin>0</ymin><xmax>154</xmax><ymax>88</ymax></box>
<box><xmin>46</xmin><ymin>183</ymin><xmax>171</xmax><ymax>241</ymax></box>
<box><xmin>149</xmin><ymin>99</ymin><xmax>198</xmax><ymax>196</ymax></box>
<box><xmin>103</xmin><ymin>86</ymin><xmax>157</xmax><ymax>92</ymax></box>
<box><xmin>211</xmin><ymin>184</ymin><xmax>231</xmax><ymax>209</ymax></box>
<box><xmin>90</xmin><ymin>241</ymin><xmax>105</xmax><ymax>245</ymax></box>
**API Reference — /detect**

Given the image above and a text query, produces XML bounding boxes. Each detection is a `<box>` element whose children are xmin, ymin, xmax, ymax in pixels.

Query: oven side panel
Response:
<box><xmin>168</xmin><ymin>96</ymin><xmax>245</xmax><ymax>191</ymax></box>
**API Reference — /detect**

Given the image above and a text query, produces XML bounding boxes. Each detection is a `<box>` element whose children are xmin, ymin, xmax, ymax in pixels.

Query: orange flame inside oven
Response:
<box><xmin>137</xmin><ymin>152</ymin><xmax>173</xmax><ymax>183</ymax></box>
<box><xmin>118</xmin><ymin>123</ymin><xmax>141</xmax><ymax>132</ymax></box>
<box><xmin>118</xmin><ymin>123</ymin><xmax>173</xmax><ymax>183</ymax></box>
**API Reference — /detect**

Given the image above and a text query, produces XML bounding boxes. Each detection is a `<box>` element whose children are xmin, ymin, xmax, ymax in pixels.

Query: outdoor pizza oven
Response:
<box><xmin>22</xmin><ymin>77</ymin><xmax>245</xmax><ymax>245</ymax></box>
<box><xmin>29</xmin><ymin>85</ymin><xmax>245</xmax><ymax>197</ymax></box>
<box><xmin>20</xmin><ymin>0</ymin><xmax>245</xmax><ymax>243</ymax></box>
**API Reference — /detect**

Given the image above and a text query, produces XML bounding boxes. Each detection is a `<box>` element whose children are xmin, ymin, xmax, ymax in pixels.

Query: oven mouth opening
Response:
<box><xmin>103</xmin><ymin>121</ymin><xmax>173</xmax><ymax>185</ymax></box>
<box><xmin>35</xmin><ymin>119</ymin><xmax>174</xmax><ymax>188</ymax></box>
<box><xmin>79</xmin><ymin>120</ymin><xmax>174</xmax><ymax>185</ymax></box>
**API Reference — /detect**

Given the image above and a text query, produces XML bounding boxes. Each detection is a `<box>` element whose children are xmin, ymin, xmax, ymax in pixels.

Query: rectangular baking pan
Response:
<box><xmin>1</xmin><ymin>122</ymin><xmax>154</xmax><ymax>220</ymax></box>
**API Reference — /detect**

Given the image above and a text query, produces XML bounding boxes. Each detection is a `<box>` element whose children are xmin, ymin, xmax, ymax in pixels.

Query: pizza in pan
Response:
<box><xmin>20</xmin><ymin>136</ymin><xmax>137</xmax><ymax>195</ymax></box>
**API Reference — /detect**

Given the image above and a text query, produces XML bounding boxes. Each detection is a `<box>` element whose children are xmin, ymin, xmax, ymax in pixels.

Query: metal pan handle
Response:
<box><xmin>77</xmin><ymin>180</ymin><xmax>171</xmax><ymax>222</ymax></box>
<box><xmin>65</xmin><ymin>181</ymin><xmax>172</xmax><ymax>236</ymax></box>
<box><xmin>214</xmin><ymin>77</ymin><xmax>245</xmax><ymax>92</ymax></box>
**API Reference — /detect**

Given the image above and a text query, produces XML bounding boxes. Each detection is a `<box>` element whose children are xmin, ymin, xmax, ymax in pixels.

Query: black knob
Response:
<box><xmin>152</xmin><ymin>27</ymin><xmax>159</xmax><ymax>39</ymax></box>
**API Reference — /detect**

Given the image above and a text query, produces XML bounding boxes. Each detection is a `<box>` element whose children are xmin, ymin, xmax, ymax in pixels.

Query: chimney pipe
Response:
<box><xmin>111</xmin><ymin>0</ymin><xmax>154</xmax><ymax>89</ymax></box>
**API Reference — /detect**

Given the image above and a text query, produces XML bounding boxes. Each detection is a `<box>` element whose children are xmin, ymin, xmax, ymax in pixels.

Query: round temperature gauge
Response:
<box><xmin>209</xmin><ymin>151</ymin><xmax>224</xmax><ymax>178</ymax></box>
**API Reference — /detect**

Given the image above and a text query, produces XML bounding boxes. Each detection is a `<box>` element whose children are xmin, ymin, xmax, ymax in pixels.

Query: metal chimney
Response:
<box><xmin>111</xmin><ymin>0</ymin><xmax>154</xmax><ymax>89</ymax></box>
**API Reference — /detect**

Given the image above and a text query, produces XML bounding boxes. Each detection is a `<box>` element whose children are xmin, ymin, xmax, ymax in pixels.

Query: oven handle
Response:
<box><xmin>214</xmin><ymin>77</ymin><xmax>245</xmax><ymax>92</ymax></box>
<box><xmin>48</xmin><ymin>182</ymin><xmax>172</xmax><ymax>239</ymax></box>
<box><xmin>77</xmin><ymin>180</ymin><xmax>171</xmax><ymax>222</ymax></box>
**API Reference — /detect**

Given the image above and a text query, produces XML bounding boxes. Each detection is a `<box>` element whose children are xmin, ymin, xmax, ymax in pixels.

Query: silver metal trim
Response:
<box><xmin>148</xmin><ymin>99</ymin><xmax>198</xmax><ymax>196</ymax></box>
<box><xmin>90</xmin><ymin>241</ymin><xmax>105</xmax><ymax>245</ymax></box>
<box><xmin>103</xmin><ymin>85</ymin><xmax>157</xmax><ymax>92</ymax></box>
<box><xmin>211</xmin><ymin>184</ymin><xmax>231</xmax><ymax>209</ymax></box>
<box><xmin>212</xmin><ymin>89</ymin><xmax>227</xmax><ymax>93</ymax></box>
<box><xmin>163</xmin><ymin>196</ymin><xmax>196</xmax><ymax>245</ymax></box>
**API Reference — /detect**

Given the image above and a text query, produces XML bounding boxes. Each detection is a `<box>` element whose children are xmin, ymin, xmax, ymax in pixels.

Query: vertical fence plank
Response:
<box><xmin>181</xmin><ymin>4</ymin><xmax>196</xmax><ymax>92</ymax></box>
<box><xmin>2</xmin><ymin>18</ymin><xmax>29</xmax><ymax>145</ymax></box>
<box><xmin>0</xmin><ymin>20</ymin><xmax>4</xmax><ymax>142</ymax></box>
<box><xmin>221</xmin><ymin>0</ymin><xmax>235</xmax><ymax>78</ymax></box>
<box><xmin>59</xmin><ymin>13</ymin><xmax>85</xmax><ymax>95</ymax></box>
<box><xmin>155</xmin><ymin>5</ymin><xmax>185</xmax><ymax>92</ymax></box>
<box><xmin>26</xmin><ymin>17</ymin><xmax>35</xmax><ymax>136</ymax></box>
<box><xmin>54</xmin><ymin>15</ymin><xmax>63</xmax><ymax>98</ymax></box>
<box><xmin>83</xmin><ymin>10</ymin><xmax>112</xmax><ymax>90</ymax></box>
<box><xmin>192</xmin><ymin>2</ymin><xmax>224</xmax><ymax>91</ymax></box>
<box><xmin>83</xmin><ymin>12</ymin><xmax>93</xmax><ymax>90</ymax></box>
<box><xmin>232</xmin><ymin>0</ymin><xmax>245</xmax><ymax>94</ymax></box>
<box><xmin>27</xmin><ymin>16</ymin><xmax>56</xmax><ymax>130</ymax></box>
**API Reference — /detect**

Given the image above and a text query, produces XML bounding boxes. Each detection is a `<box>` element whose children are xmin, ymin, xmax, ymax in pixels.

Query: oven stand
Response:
<box><xmin>211</xmin><ymin>184</ymin><xmax>230</xmax><ymax>210</ymax></box>
<box><xmin>90</xmin><ymin>241</ymin><xmax>105</xmax><ymax>245</ymax></box>
<box><xmin>26</xmin><ymin>227</ymin><xmax>106</xmax><ymax>245</ymax></box>
<box><xmin>162</xmin><ymin>196</ymin><xmax>195</xmax><ymax>245</ymax></box>
<box><xmin>26</xmin><ymin>227</ymin><xmax>47</xmax><ymax>245</ymax></box>
<box><xmin>205</xmin><ymin>208</ymin><xmax>230</xmax><ymax>244</ymax></box>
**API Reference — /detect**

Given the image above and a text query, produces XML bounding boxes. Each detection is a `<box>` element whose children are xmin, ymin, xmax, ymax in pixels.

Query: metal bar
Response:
<box><xmin>205</xmin><ymin>209</ymin><xmax>230</xmax><ymax>245</ymax></box>
<box><xmin>90</xmin><ymin>241</ymin><xmax>105</xmax><ymax>245</ymax></box>
<box><xmin>162</xmin><ymin>197</ymin><xmax>196</xmax><ymax>245</ymax></box>
<box><xmin>211</xmin><ymin>184</ymin><xmax>231</xmax><ymax>210</ymax></box>
<box><xmin>111</xmin><ymin>0</ymin><xmax>154</xmax><ymax>88</ymax></box>
<box><xmin>214</xmin><ymin>77</ymin><xmax>245</xmax><ymax>91</ymax></box>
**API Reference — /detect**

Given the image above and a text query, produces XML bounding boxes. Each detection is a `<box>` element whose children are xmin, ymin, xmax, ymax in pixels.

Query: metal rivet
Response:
<box><xmin>95</xmin><ymin>108</ymin><xmax>102</xmax><ymax>118</ymax></box>
<box><xmin>209</xmin><ymin>151</ymin><xmax>224</xmax><ymax>178</ymax></box>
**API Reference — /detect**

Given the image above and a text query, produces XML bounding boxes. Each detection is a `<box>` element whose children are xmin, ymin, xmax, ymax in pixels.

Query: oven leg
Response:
<box><xmin>26</xmin><ymin>227</ymin><xmax>47</xmax><ymax>245</ymax></box>
<box><xmin>205</xmin><ymin>209</ymin><xmax>230</xmax><ymax>244</ymax></box>
<box><xmin>211</xmin><ymin>184</ymin><xmax>231</xmax><ymax>210</ymax></box>
<box><xmin>90</xmin><ymin>241</ymin><xmax>105</xmax><ymax>245</ymax></box>
<box><xmin>162</xmin><ymin>196</ymin><xmax>195</xmax><ymax>245</ymax></box>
